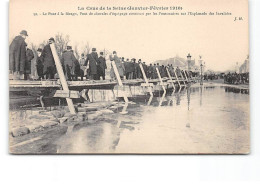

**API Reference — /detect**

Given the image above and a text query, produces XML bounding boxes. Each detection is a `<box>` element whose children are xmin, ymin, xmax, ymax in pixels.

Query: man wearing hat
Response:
<box><xmin>133</xmin><ymin>58</ymin><xmax>138</xmax><ymax>79</ymax></box>
<box><xmin>36</xmin><ymin>48</ymin><xmax>44</xmax><ymax>80</ymax></box>
<box><xmin>136</xmin><ymin>59</ymin><xmax>142</xmax><ymax>79</ymax></box>
<box><xmin>97</xmin><ymin>52</ymin><xmax>107</xmax><ymax>80</ymax></box>
<box><xmin>84</xmin><ymin>48</ymin><xmax>99</xmax><ymax>80</ymax></box>
<box><xmin>147</xmin><ymin>63</ymin><xmax>153</xmax><ymax>79</ymax></box>
<box><xmin>124</xmin><ymin>58</ymin><xmax>134</xmax><ymax>80</ymax></box>
<box><xmin>41</xmin><ymin>37</ymin><xmax>56</xmax><ymax>79</ymax></box>
<box><xmin>61</xmin><ymin>46</ymin><xmax>77</xmax><ymax>81</ymax></box>
<box><xmin>153</xmin><ymin>63</ymin><xmax>157</xmax><ymax>79</ymax></box>
<box><xmin>9</xmin><ymin>30</ymin><xmax>28</xmax><ymax>79</ymax></box>
<box><xmin>79</xmin><ymin>53</ymin><xmax>87</xmax><ymax>79</ymax></box>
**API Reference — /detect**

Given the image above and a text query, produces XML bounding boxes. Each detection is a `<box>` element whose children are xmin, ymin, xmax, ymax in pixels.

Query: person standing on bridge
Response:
<box><xmin>9</xmin><ymin>30</ymin><xmax>28</xmax><ymax>80</ymax></box>
<box><xmin>128</xmin><ymin>59</ymin><xmax>135</xmax><ymax>79</ymax></box>
<box><xmin>24</xmin><ymin>45</ymin><xmax>34</xmax><ymax>80</ymax></box>
<box><xmin>176</xmin><ymin>66</ymin><xmax>181</xmax><ymax>78</ymax></box>
<box><xmin>137</xmin><ymin>59</ymin><xmax>142</xmax><ymax>79</ymax></box>
<box><xmin>79</xmin><ymin>53</ymin><xmax>87</xmax><ymax>79</ymax></box>
<box><xmin>147</xmin><ymin>64</ymin><xmax>153</xmax><ymax>79</ymax></box>
<box><xmin>161</xmin><ymin>65</ymin><xmax>167</xmax><ymax>78</ymax></box>
<box><xmin>124</xmin><ymin>58</ymin><xmax>132</xmax><ymax>80</ymax></box>
<box><xmin>36</xmin><ymin>48</ymin><xmax>44</xmax><ymax>80</ymax></box>
<box><xmin>153</xmin><ymin>64</ymin><xmax>157</xmax><ymax>79</ymax></box>
<box><xmin>41</xmin><ymin>37</ymin><xmax>56</xmax><ymax>79</ymax></box>
<box><xmin>84</xmin><ymin>48</ymin><xmax>99</xmax><ymax>80</ymax></box>
<box><xmin>169</xmin><ymin>64</ymin><xmax>175</xmax><ymax>77</ymax></box>
<box><xmin>61</xmin><ymin>46</ymin><xmax>77</xmax><ymax>81</ymax></box>
<box><xmin>97</xmin><ymin>52</ymin><xmax>107</xmax><ymax>80</ymax></box>
<box><xmin>109</xmin><ymin>51</ymin><xmax>125</xmax><ymax>80</ymax></box>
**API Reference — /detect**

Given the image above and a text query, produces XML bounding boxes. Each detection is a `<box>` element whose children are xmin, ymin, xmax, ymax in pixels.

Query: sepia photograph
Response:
<box><xmin>9</xmin><ymin>0</ymin><xmax>249</xmax><ymax>154</ymax></box>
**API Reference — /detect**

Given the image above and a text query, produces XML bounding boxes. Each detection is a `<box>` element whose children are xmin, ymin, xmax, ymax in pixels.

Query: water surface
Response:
<box><xmin>53</xmin><ymin>85</ymin><xmax>250</xmax><ymax>154</ymax></box>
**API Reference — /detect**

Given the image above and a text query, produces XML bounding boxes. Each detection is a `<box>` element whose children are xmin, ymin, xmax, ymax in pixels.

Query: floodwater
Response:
<box><xmin>10</xmin><ymin>84</ymin><xmax>250</xmax><ymax>154</ymax></box>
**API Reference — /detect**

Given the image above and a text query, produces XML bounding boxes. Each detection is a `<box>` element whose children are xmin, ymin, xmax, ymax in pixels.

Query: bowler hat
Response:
<box><xmin>100</xmin><ymin>52</ymin><xmax>103</xmax><ymax>55</ymax></box>
<box><xmin>67</xmin><ymin>46</ymin><xmax>72</xmax><ymax>50</ymax></box>
<box><xmin>92</xmin><ymin>48</ymin><xmax>96</xmax><ymax>51</ymax></box>
<box><xmin>20</xmin><ymin>30</ymin><xmax>28</xmax><ymax>36</ymax></box>
<box><xmin>37</xmin><ymin>48</ymin><xmax>43</xmax><ymax>52</ymax></box>
<box><xmin>49</xmin><ymin>37</ymin><xmax>55</xmax><ymax>42</ymax></box>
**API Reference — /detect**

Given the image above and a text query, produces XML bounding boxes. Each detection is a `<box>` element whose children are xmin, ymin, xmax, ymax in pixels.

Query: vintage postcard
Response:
<box><xmin>9</xmin><ymin>0</ymin><xmax>249</xmax><ymax>154</ymax></box>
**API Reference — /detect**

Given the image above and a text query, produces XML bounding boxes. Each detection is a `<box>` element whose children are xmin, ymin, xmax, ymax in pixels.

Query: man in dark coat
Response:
<box><xmin>36</xmin><ymin>48</ymin><xmax>44</xmax><ymax>80</ymax></box>
<box><xmin>161</xmin><ymin>65</ymin><xmax>167</xmax><ymax>78</ymax></box>
<box><xmin>73</xmin><ymin>59</ymin><xmax>84</xmax><ymax>81</ymax></box>
<box><xmin>124</xmin><ymin>59</ymin><xmax>134</xmax><ymax>79</ymax></box>
<box><xmin>169</xmin><ymin>64</ymin><xmax>175</xmax><ymax>77</ymax></box>
<box><xmin>61</xmin><ymin>46</ymin><xmax>77</xmax><ymax>81</ymax></box>
<box><xmin>153</xmin><ymin>64</ymin><xmax>157</xmax><ymax>79</ymax></box>
<box><xmin>132</xmin><ymin>59</ymin><xmax>137</xmax><ymax>79</ymax></box>
<box><xmin>41</xmin><ymin>38</ymin><xmax>56</xmax><ymax>79</ymax></box>
<box><xmin>147</xmin><ymin>64</ymin><xmax>153</xmax><ymax>79</ymax></box>
<box><xmin>176</xmin><ymin>66</ymin><xmax>181</xmax><ymax>78</ymax></box>
<box><xmin>9</xmin><ymin>30</ymin><xmax>28</xmax><ymax>79</ymax></box>
<box><xmin>84</xmin><ymin>48</ymin><xmax>98</xmax><ymax>80</ymax></box>
<box><xmin>97</xmin><ymin>52</ymin><xmax>107</xmax><ymax>80</ymax></box>
<box><xmin>24</xmin><ymin>46</ymin><xmax>34</xmax><ymax>80</ymax></box>
<box><xmin>137</xmin><ymin>59</ymin><xmax>142</xmax><ymax>79</ymax></box>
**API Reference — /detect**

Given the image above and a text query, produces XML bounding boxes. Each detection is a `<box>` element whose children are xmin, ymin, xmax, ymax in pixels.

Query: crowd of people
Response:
<box><xmin>224</xmin><ymin>72</ymin><xmax>249</xmax><ymax>84</ymax></box>
<box><xmin>9</xmin><ymin>30</ymin><xmax>197</xmax><ymax>81</ymax></box>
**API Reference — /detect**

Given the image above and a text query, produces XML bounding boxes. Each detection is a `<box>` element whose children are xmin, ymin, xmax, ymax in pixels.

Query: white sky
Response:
<box><xmin>9</xmin><ymin>0</ymin><xmax>249</xmax><ymax>71</ymax></box>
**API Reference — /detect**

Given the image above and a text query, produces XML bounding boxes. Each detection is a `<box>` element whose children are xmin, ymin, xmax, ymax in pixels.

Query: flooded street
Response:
<box><xmin>10</xmin><ymin>84</ymin><xmax>250</xmax><ymax>154</ymax></box>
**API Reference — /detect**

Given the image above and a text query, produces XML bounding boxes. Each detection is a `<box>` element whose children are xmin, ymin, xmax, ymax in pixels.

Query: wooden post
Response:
<box><xmin>50</xmin><ymin>43</ymin><xmax>76</xmax><ymax>114</ymax></box>
<box><xmin>111</xmin><ymin>61</ymin><xmax>129</xmax><ymax>103</ymax></box>
<box><xmin>139</xmin><ymin>63</ymin><xmax>153</xmax><ymax>97</ymax></box>
<box><xmin>180</xmin><ymin>71</ymin><xmax>186</xmax><ymax>86</ymax></box>
<box><xmin>156</xmin><ymin>67</ymin><xmax>166</xmax><ymax>106</ymax></box>
<box><xmin>166</xmin><ymin>67</ymin><xmax>175</xmax><ymax>92</ymax></box>
<box><xmin>174</xmin><ymin>69</ymin><xmax>181</xmax><ymax>88</ymax></box>
<box><xmin>183</xmin><ymin>70</ymin><xmax>189</xmax><ymax>83</ymax></box>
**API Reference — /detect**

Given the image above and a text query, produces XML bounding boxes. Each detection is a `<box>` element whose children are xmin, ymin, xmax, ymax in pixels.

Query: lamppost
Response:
<box><xmin>200</xmin><ymin>63</ymin><xmax>203</xmax><ymax>85</ymax></box>
<box><xmin>198</xmin><ymin>55</ymin><xmax>203</xmax><ymax>85</ymax></box>
<box><xmin>187</xmin><ymin>53</ymin><xmax>192</xmax><ymax>71</ymax></box>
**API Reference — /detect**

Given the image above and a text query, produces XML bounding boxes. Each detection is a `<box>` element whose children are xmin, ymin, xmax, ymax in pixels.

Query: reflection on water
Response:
<box><xmin>54</xmin><ymin>85</ymin><xmax>249</xmax><ymax>154</ymax></box>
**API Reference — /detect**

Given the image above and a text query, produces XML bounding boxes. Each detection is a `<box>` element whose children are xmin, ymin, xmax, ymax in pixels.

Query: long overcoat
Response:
<box><xmin>85</xmin><ymin>52</ymin><xmax>98</xmax><ymax>75</ymax></box>
<box><xmin>9</xmin><ymin>35</ymin><xmax>27</xmax><ymax>73</ymax></box>
<box><xmin>41</xmin><ymin>44</ymin><xmax>55</xmax><ymax>73</ymax></box>
<box><xmin>110</xmin><ymin>55</ymin><xmax>125</xmax><ymax>77</ymax></box>
<box><xmin>61</xmin><ymin>50</ymin><xmax>77</xmax><ymax>67</ymax></box>
<box><xmin>25</xmin><ymin>48</ymin><xmax>34</xmax><ymax>74</ymax></box>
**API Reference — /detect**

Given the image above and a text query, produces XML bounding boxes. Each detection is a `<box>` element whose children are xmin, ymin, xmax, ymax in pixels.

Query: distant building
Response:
<box><xmin>239</xmin><ymin>56</ymin><xmax>249</xmax><ymax>73</ymax></box>
<box><xmin>154</xmin><ymin>55</ymin><xmax>196</xmax><ymax>70</ymax></box>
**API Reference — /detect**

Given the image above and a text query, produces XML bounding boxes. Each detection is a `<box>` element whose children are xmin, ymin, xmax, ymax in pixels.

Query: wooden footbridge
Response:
<box><xmin>10</xmin><ymin>43</ymin><xmax>199</xmax><ymax>113</ymax></box>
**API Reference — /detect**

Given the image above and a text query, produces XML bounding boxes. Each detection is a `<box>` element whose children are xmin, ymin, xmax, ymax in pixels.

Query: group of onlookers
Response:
<box><xmin>9</xmin><ymin>30</ymin><xmax>196</xmax><ymax>81</ymax></box>
<box><xmin>224</xmin><ymin>72</ymin><xmax>249</xmax><ymax>84</ymax></box>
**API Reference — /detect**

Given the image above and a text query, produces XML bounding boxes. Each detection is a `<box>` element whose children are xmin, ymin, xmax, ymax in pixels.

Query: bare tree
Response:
<box><xmin>84</xmin><ymin>42</ymin><xmax>91</xmax><ymax>55</ymax></box>
<box><xmin>39</xmin><ymin>40</ymin><xmax>48</xmax><ymax>49</ymax></box>
<box><xmin>103</xmin><ymin>48</ymin><xmax>110</xmax><ymax>59</ymax></box>
<box><xmin>74</xmin><ymin>43</ymin><xmax>80</xmax><ymax>60</ymax></box>
<box><xmin>55</xmin><ymin>32</ymin><xmax>70</xmax><ymax>58</ymax></box>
